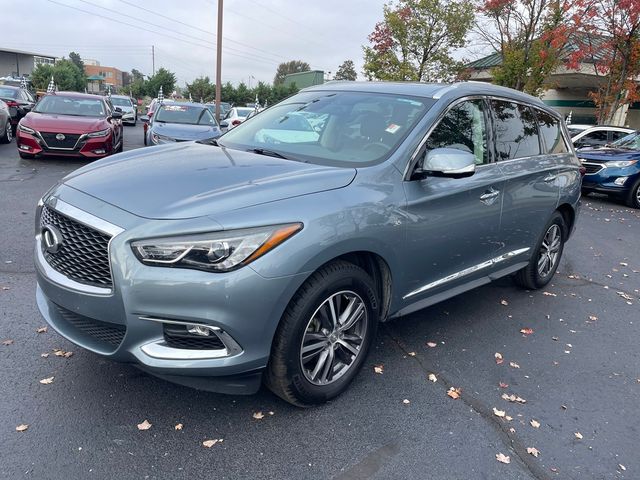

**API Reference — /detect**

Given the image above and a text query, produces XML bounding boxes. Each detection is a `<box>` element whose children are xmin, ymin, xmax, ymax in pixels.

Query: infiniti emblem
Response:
<box><xmin>42</xmin><ymin>225</ymin><xmax>63</xmax><ymax>254</ymax></box>
<box><xmin>55</xmin><ymin>133</ymin><xmax>65</xmax><ymax>141</ymax></box>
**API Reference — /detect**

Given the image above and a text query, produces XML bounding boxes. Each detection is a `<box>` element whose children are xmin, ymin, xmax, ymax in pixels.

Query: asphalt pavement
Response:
<box><xmin>1</xmin><ymin>124</ymin><xmax>639</xmax><ymax>479</ymax></box>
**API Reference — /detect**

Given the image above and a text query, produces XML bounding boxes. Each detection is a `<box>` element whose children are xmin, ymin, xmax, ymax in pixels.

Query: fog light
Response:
<box><xmin>93</xmin><ymin>149</ymin><xmax>106</xmax><ymax>154</ymax></box>
<box><xmin>614</xmin><ymin>177</ymin><xmax>628</xmax><ymax>186</ymax></box>
<box><xmin>187</xmin><ymin>324</ymin><xmax>213</xmax><ymax>336</ymax></box>
<box><xmin>19</xmin><ymin>144</ymin><xmax>31</xmax><ymax>151</ymax></box>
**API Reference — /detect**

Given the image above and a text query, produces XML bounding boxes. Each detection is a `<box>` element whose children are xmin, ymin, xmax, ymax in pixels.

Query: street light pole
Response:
<box><xmin>215</xmin><ymin>0</ymin><xmax>223</xmax><ymax>123</ymax></box>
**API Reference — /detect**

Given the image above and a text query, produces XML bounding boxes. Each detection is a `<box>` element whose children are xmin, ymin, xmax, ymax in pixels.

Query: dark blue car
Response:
<box><xmin>578</xmin><ymin>131</ymin><xmax>640</xmax><ymax>208</ymax></box>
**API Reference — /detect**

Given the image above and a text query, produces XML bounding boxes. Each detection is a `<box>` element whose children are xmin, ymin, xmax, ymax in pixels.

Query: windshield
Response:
<box><xmin>0</xmin><ymin>87</ymin><xmax>19</xmax><ymax>99</ymax></box>
<box><xmin>234</xmin><ymin>108</ymin><xmax>253</xmax><ymax>118</ymax></box>
<box><xmin>111</xmin><ymin>97</ymin><xmax>132</xmax><ymax>107</ymax></box>
<box><xmin>611</xmin><ymin>131</ymin><xmax>640</xmax><ymax>149</ymax></box>
<box><xmin>155</xmin><ymin>104</ymin><xmax>216</xmax><ymax>125</ymax></box>
<box><xmin>219</xmin><ymin>91</ymin><xmax>433</xmax><ymax>166</ymax></box>
<box><xmin>33</xmin><ymin>96</ymin><xmax>107</xmax><ymax>117</ymax></box>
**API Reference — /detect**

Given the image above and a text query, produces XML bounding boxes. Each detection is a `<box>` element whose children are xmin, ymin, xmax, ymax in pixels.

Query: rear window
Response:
<box><xmin>535</xmin><ymin>109</ymin><xmax>568</xmax><ymax>154</ymax></box>
<box><xmin>155</xmin><ymin>104</ymin><xmax>215</xmax><ymax>125</ymax></box>
<box><xmin>491</xmin><ymin>100</ymin><xmax>541</xmax><ymax>160</ymax></box>
<box><xmin>0</xmin><ymin>87</ymin><xmax>19</xmax><ymax>99</ymax></box>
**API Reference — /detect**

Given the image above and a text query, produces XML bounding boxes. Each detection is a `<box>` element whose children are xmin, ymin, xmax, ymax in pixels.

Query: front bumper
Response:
<box><xmin>581</xmin><ymin>163</ymin><xmax>640</xmax><ymax>196</ymax></box>
<box><xmin>17</xmin><ymin>129</ymin><xmax>115</xmax><ymax>158</ymax></box>
<box><xmin>34</xmin><ymin>194</ymin><xmax>307</xmax><ymax>394</ymax></box>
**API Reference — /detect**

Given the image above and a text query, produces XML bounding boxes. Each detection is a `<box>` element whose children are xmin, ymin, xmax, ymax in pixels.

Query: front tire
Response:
<box><xmin>625</xmin><ymin>179</ymin><xmax>640</xmax><ymax>209</ymax></box>
<box><xmin>514</xmin><ymin>211</ymin><xmax>566</xmax><ymax>290</ymax></box>
<box><xmin>0</xmin><ymin>120</ymin><xmax>12</xmax><ymax>144</ymax></box>
<box><xmin>265</xmin><ymin>260</ymin><xmax>379</xmax><ymax>407</ymax></box>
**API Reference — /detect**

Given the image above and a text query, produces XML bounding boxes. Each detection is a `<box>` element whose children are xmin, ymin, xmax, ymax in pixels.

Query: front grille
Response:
<box><xmin>163</xmin><ymin>324</ymin><xmax>225</xmax><ymax>350</ymax></box>
<box><xmin>581</xmin><ymin>162</ymin><xmax>604</xmax><ymax>175</ymax></box>
<box><xmin>54</xmin><ymin>303</ymin><xmax>126</xmax><ymax>349</ymax></box>
<box><xmin>40</xmin><ymin>132</ymin><xmax>81</xmax><ymax>149</ymax></box>
<box><xmin>40</xmin><ymin>205</ymin><xmax>113</xmax><ymax>288</ymax></box>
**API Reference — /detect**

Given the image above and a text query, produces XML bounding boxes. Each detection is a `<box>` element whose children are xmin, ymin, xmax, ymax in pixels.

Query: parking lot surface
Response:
<box><xmin>1</xmin><ymin>125</ymin><xmax>638</xmax><ymax>479</ymax></box>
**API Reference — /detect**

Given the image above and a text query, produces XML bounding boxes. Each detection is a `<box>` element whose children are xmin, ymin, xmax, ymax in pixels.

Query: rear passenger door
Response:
<box><xmin>492</xmin><ymin>100</ymin><xmax>561</xmax><ymax>256</ymax></box>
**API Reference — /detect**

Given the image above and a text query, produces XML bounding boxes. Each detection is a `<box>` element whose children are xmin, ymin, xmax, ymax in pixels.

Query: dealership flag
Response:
<box><xmin>158</xmin><ymin>86</ymin><xmax>164</xmax><ymax>104</ymax></box>
<box><xmin>20</xmin><ymin>77</ymin><xmax>28</xmax><ymax>89</ymax></box>
<box><xmin>189</xmin><ymin>93</ymin><xmax>193</xmax><ymax>103</ymax></box>
<box><xmin>46</xmin><ymin>76</ymin><xmax>55</xmax><ymax>93</ymax></box>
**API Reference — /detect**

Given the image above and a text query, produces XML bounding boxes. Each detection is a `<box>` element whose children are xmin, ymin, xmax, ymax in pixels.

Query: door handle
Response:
<box><xmin>543</xmin><ymin>174</ymin><xmax>557</xmax><ymax>183</ymax></box>
<box><xmin>480</xmin><ymin>189</ymin><xmax>500</xmax><ymax>201</ymax></box>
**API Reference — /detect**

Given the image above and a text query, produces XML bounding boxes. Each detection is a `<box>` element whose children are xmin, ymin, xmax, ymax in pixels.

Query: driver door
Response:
<box><xmin>400</xmin><ymin>97</ymin><xmax>505</xmax><ymax>307</ymax></box>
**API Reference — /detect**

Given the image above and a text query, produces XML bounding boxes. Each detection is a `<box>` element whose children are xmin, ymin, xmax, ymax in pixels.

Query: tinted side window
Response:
<box><xmin>425</xmin><ymin>99</ymin><xmax>488</xmax><ymax>165</ymax></box>
<box><xmin>584</xmin><ymin>131</ymin><xmax>607</xmax><ymax>141</ymax></box>
<box><xmin>491</xmin><ymin>100</ymin><xmax>541</xmax><ymax>161</ymax></box>
<box><xmin>611</xmin><ymin>130</ymin><xmax>629</xmax><ymax>142</ymax></box>
<box><xmin>535</xmin><ymin>109</ymin><xmax>568</xmax><ymax>153</ymax></box>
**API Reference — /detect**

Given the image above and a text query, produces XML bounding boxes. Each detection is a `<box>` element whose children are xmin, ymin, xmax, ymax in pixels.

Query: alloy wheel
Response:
<box><xmin>300</xmin><ymin>290</ymin><xmax>367</xmax><ymax>385</ymax></box>
<box><xmin>6</xmin><ymin>122</ymin><xmax>11</xmax><ymax>142</ymax></box>
<box><xmin>537</xmin><ymin>224</ymin><xmax>561</xmax><ymax>277</ymax></box>
<box><xmin>635</xmin><ymin>184</ymin><xmax>640</xmax><ymax>206</ymax></box>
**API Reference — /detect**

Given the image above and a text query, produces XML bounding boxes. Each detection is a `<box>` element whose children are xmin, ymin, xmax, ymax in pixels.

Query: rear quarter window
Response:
<box><xmin>535</xmin><ymin>109</ymin><xmax>569</xmax><ymax>154</ymax></box>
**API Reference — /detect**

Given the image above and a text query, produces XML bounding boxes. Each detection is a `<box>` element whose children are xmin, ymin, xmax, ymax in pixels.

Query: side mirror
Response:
<box><xmin>417</xmin><ymin>147</ymin><xmax>476</xmax><ymax>179</ymax></box>
<box><xmin>140</xmin><ymin>115</ymin><xmax>150</xmax><ymax>123</ymax></box>
<box><xmin>219</xmin><ymin>121</ymin><xmax>229</xmax><ymax>129</ymax></box>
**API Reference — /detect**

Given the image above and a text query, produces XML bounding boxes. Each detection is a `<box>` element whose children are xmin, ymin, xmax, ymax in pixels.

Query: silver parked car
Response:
<box><xmin>0</xmin><ymin>99</ymin><xmax>12</xmax><ymax>143</ymax></box>
<box><xmin>110</xmin><ymin>94</ymin><xmax>137</xmax><ymax>126</ymax></box>
<box><xmin>35</xmin><ymin>82</ymin><xmax>581</xmax><ymax>406</ymax></box>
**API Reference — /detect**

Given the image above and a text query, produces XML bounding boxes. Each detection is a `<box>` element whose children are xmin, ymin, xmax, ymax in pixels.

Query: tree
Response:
<box><xmin>568</xmin><ymin>0</ymin><xmax>640</xmax><ymax>124</ymax></box>
<box><xmin>477</xmin><ymin>0</ymin><xmax>582</xmax><ymax>96</ymax></box>
<box><xmin>69</xmin><ymin>51</ymin><xmax>84</xmax><ymax>73</ymax></box>
<box><xmin>30</xmin><ymin>59</ymin><xmax>86</xmax><ymax>91</ymax></box>
<box><xmin>334</xmin><ymin>60</ymin><xmax>357</xmax><ymax>81</ymax></box>
<box><xmin>131</xmin><ymin>69</ymin><xmax>145</xmax><ymax>82</ymax></box>
<box><xmin>145</xmin><ymin>67</ymin><xmax>176</xmax><ymax>98</ymax></box>
<box><xmin>363</xmin><ymin>0</ymin><xmax>474</xmax><ymax>82</ymax></box>
<box><xmin>273</xmin><ymin>60</ymin><xmax>310</xmax><ymax>85</ymax></box>
<box><xmin>186</xmin><ymin>76</ymin><xmax>215</xmax><ymax>102</ymax></box>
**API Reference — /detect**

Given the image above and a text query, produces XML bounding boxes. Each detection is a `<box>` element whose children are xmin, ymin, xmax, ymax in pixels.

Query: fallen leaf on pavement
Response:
<box><xmin>588</xmin><ymin>315</ymin><xmax>598</xmax><ymax>321</ymax></box>
<box><xmin>509</xmin><ymin>362</ymin><xmax>520</xmax><ymax>369</ymax></box>
<box><xmin>426</xmin><ymin>342</ymin><xmax>437</xmax><ymax>348</ymax></box>
<box><xmin>202</xmin><ymin>439</ymin><xmax>223</xmax><ymax>448</ymax></box>
<box><xmin>502</xmin><ymin>393</ymin><xmax>527</xmax><ymax>404</ymax></box>
<box><xmin>501</xmin><ymin>300</ymin><xmax>509</xmax><ymax>306</ymax></box>
<box><xmin>496</xmin><ymin>453</ymin><xmax>511</xmax><ymax>464</ymax></box>
<box><xmin>16</xmin><ymin>424</ymin><xmax>29</xmax><ymax>432</ymax></box>
<box><xmin>574</xmin><ymin>432</ymin><xmax>583</xmax><ymax>440</ymax></box>
<box><xmin>542</xmin><ymin>291</ymin><xmax>557</xmax><ymax>296</ymax></box>
<box><xmin>252</xmin><ymin>411</ymin><xmax>265</xmax><ymax>420</ymax></box>
<box><xmin>2</xmin><ymin>339</ymin><xmax>14</xmax><ymax>346</ymax></box>
<box><xmin>447</xmin><ymin>387</ymin><xmax>461</xmax><ymax>399</ymax></box>
<box><xmin>499</xmin><ymin>382</ymin><xmax>509</xmax><ymax>388</ymax></box>
<box><xmin>530</xmin><ymin>419</ymin><xmax>540</xmax><ymax>428</ymax></box>
<box><xmin>617</xmin><ymin>291</ymin><xmax>633</xmax><ymax>301</ymax></box>
<box><xmin>495</xmin><ymin>352</ymin><xmax>504</xmax><ymax>364</ymax></box>
<box><xmin>137</xmin><ymin>420</ymin><xmax>152</xmax><ymax>431</ymax></box>
<box><xmin>36</xmin><ymin>327</ymin><xmax>47</xmax><ymax>333</ymax></box>
<box><xmin>175</xmin><ymin>423</ymin><xmax>183</xmax><ymax>430</ymax></box>
<box><xmin>428</xmin><ymin>373</ymin><xmax>437</xmax><ymax>382</ymax></box>
<box><xmin>493</xmin><ymin>407</ymin><xmax>506</xmax><ymax>418</ymax></box>
<box><xmin>40</xmin><ymin>353</ymin><xmax>49</xmax><ymax>358</ymax></box>
<box><xmin>402</xmin><ymin>399</ymin><xmax>410</xmax><ymax>404</ymax></box>
<box><xmin>619</xmin><ymin>464</ymin><xmax>626</xmax><ymax>471</ymax></box>
<box><xmin>520</xmin><ymin>328</ymin><xmax>534</xmax><ymax>335</ymax></box>
<box><xmin>373</xmin><ymin>365</ymin><xmax>384</xmax><ymax>374</ymax></box>
<box><xmin>63</xmin><ymin>351</ymin><xmax>73</xmax><ymax>358</ymax></box>
<box><xmin>408</xmin><ymin>351</ymin><xmax>416</xmax><ymax>356</ymax></box>
<box><xmin>39</xmin><ymin>377</ymin><xmax>54</xmax><ymax>385</ymax></box>
<box><xmin>526</xmin><ymin>447</ymin><xmax>540</xmax><ymax>457</ymax></box>
<box><xmin>620</xmin><ymin>262</ymin><xmax>628</xmax><ymax>267</ymax></box>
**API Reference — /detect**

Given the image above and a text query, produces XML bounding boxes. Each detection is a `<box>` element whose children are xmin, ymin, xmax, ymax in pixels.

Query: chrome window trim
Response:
<box><xmin>38</xmin><ymin>198</ymin><xmax>124</xmax><ymax>295</ymax></box>
<box><xmin>403</xmin><ymin>95</ymin><xmax>489</xmax><ymax>181</ymax></box>
<box><xmin>403</xmin><ymin>247</ymin><xmax>530</xmax><ymax>300</ymax></box>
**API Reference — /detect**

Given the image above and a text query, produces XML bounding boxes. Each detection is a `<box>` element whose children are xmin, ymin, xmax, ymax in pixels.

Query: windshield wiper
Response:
<box><xmin>248</xmin><ymin>148</ymin><xmax>288</xmax><ymax>159</ymax></box>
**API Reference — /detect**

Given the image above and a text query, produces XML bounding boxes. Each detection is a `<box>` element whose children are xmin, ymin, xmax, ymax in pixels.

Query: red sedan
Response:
<box><xmin>16</xmin><ymin>92</ymin><xmax>123</xmax><ymax>159</ymax></box>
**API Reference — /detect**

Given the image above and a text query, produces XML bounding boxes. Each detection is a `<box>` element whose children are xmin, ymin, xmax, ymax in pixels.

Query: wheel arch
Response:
<box><xmin>556</xmin><ymin>203</ymin><xmax>576</xmax><ymax>239</ymax></box>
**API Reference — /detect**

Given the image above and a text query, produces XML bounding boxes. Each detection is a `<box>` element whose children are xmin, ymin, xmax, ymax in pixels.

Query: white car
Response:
<box><xmin>221</xmin><ymin>107</ymin><xmax>254</xmax><ymax>131</ymax></box>
<box><xmin>571</xmin><ymin>125</ymin><xmax>634</xmax><ymax>149</ymax></box>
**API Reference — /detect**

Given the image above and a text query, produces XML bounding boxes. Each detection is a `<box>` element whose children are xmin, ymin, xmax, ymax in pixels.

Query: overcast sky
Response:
<box><xmin>4</xmin><ymin>0</ymin><xmax>392</xmax><ymax>87</ymax></box>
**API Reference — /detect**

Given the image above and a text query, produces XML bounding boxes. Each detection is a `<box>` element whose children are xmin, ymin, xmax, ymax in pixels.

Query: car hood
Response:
<box><xmin>576</xmin><ymin>148</ymin><xmax>640</xmax><ymax>162</ymax></box>
<box><xmin>23</xmin><ymin>112</ymin><xmax>108</xmax><ymax>133</ymax></box>
<box><xmin>62</xmin><ymin>142</ymin><xmax>356</xmax><ymax>219</ymax></box>
<box><xmin>151</xmin><ymin>122</ymin><xmax>220</xmax><ymax>140</ymax></box>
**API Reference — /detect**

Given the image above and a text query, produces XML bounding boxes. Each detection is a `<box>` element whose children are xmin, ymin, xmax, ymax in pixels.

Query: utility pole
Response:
<box><xmin>152</xmin><ymin>45</ymin><xmax>155</xmax><ymax>75</ymax></box>
<box><xmin>215</xmin><ymin>0</ymin><xmax>223</xmax><ymax>123</ymax></box>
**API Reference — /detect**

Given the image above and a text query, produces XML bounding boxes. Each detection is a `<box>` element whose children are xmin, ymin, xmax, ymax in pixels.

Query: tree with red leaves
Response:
<box><xmin>363</xmin><ymin>0</ymin><xmax>474</xmax><ymax>82</ymax></box>
<box><xmin>477</xmin><ymin>0</ymin><xmax>582</xmax><ymax>95</ymax></box>
<box><xmin>569</xmin><ymin>0</ymin><xmax>640</xmax><ymax>124</ymax></box>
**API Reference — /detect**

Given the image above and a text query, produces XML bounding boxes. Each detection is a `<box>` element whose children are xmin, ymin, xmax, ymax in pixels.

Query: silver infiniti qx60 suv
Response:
<box><xmin>35</xmin><ymin>82</ymin><xmax>581</xmax><ymax>406</ymax></box>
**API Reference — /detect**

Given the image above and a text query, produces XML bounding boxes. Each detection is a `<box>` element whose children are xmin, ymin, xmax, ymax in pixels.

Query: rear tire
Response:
<box><xmin>265</xmin><ymin>260</ymin><xmax>379</xmax><ymax>407</ymax></box>
<box><xmin>625</xmin><ymin>179</ymin><xmax>640</xmax><ymax>209</ymax></box>
<box><xmin>0</xmin><ymin>120</ymin><xmax>12</xmax><ymax>144</ymax></box>
<box><xmin>514</xmin><ymin>212</ymin><xmax>566</xmax><ymax>290</ymax></box>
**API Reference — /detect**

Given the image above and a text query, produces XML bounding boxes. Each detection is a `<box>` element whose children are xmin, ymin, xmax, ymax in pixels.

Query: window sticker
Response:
<box><xmin>386</xmin><ymin>123</ymin><xmax>401</xmax><ymax>134</ymax></box>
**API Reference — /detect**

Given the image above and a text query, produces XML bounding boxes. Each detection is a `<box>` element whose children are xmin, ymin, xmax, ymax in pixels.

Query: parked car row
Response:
<box><xmin>0</xmin><ymin>84</ymin><xmax>36</xmax><ymax>133</ymax></box>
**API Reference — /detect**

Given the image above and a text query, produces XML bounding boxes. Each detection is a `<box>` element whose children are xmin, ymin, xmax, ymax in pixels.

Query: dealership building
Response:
<box><xmin>0</xmin><ymin>47</ymin><xmax>57</xmax><ymax>78</ymax></box>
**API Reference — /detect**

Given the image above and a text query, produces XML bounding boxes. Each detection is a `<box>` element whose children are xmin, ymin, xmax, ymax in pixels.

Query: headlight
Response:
<box><xmin>131</xmin><ymin>223</ymin><xmax>303</xmax><ymax>272</ymax></box>
<box><xmin>606</xmin><ymin>160</ymin><xmax>637</xmax><ymax>168</ymax></box>
<box><xmin>151</xmin><ymin>133</ymin><xmax>174</xmax><ymax>144</ymax></box>
<box><xmin>18</xmin><ymin>123</ymin><xmax>35</xmax><ymax>134</ymax></box>
<box><xmin>87</xmin><ymin>128</ymin><xmax>110</xmax><ymax>138</ymax></box>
